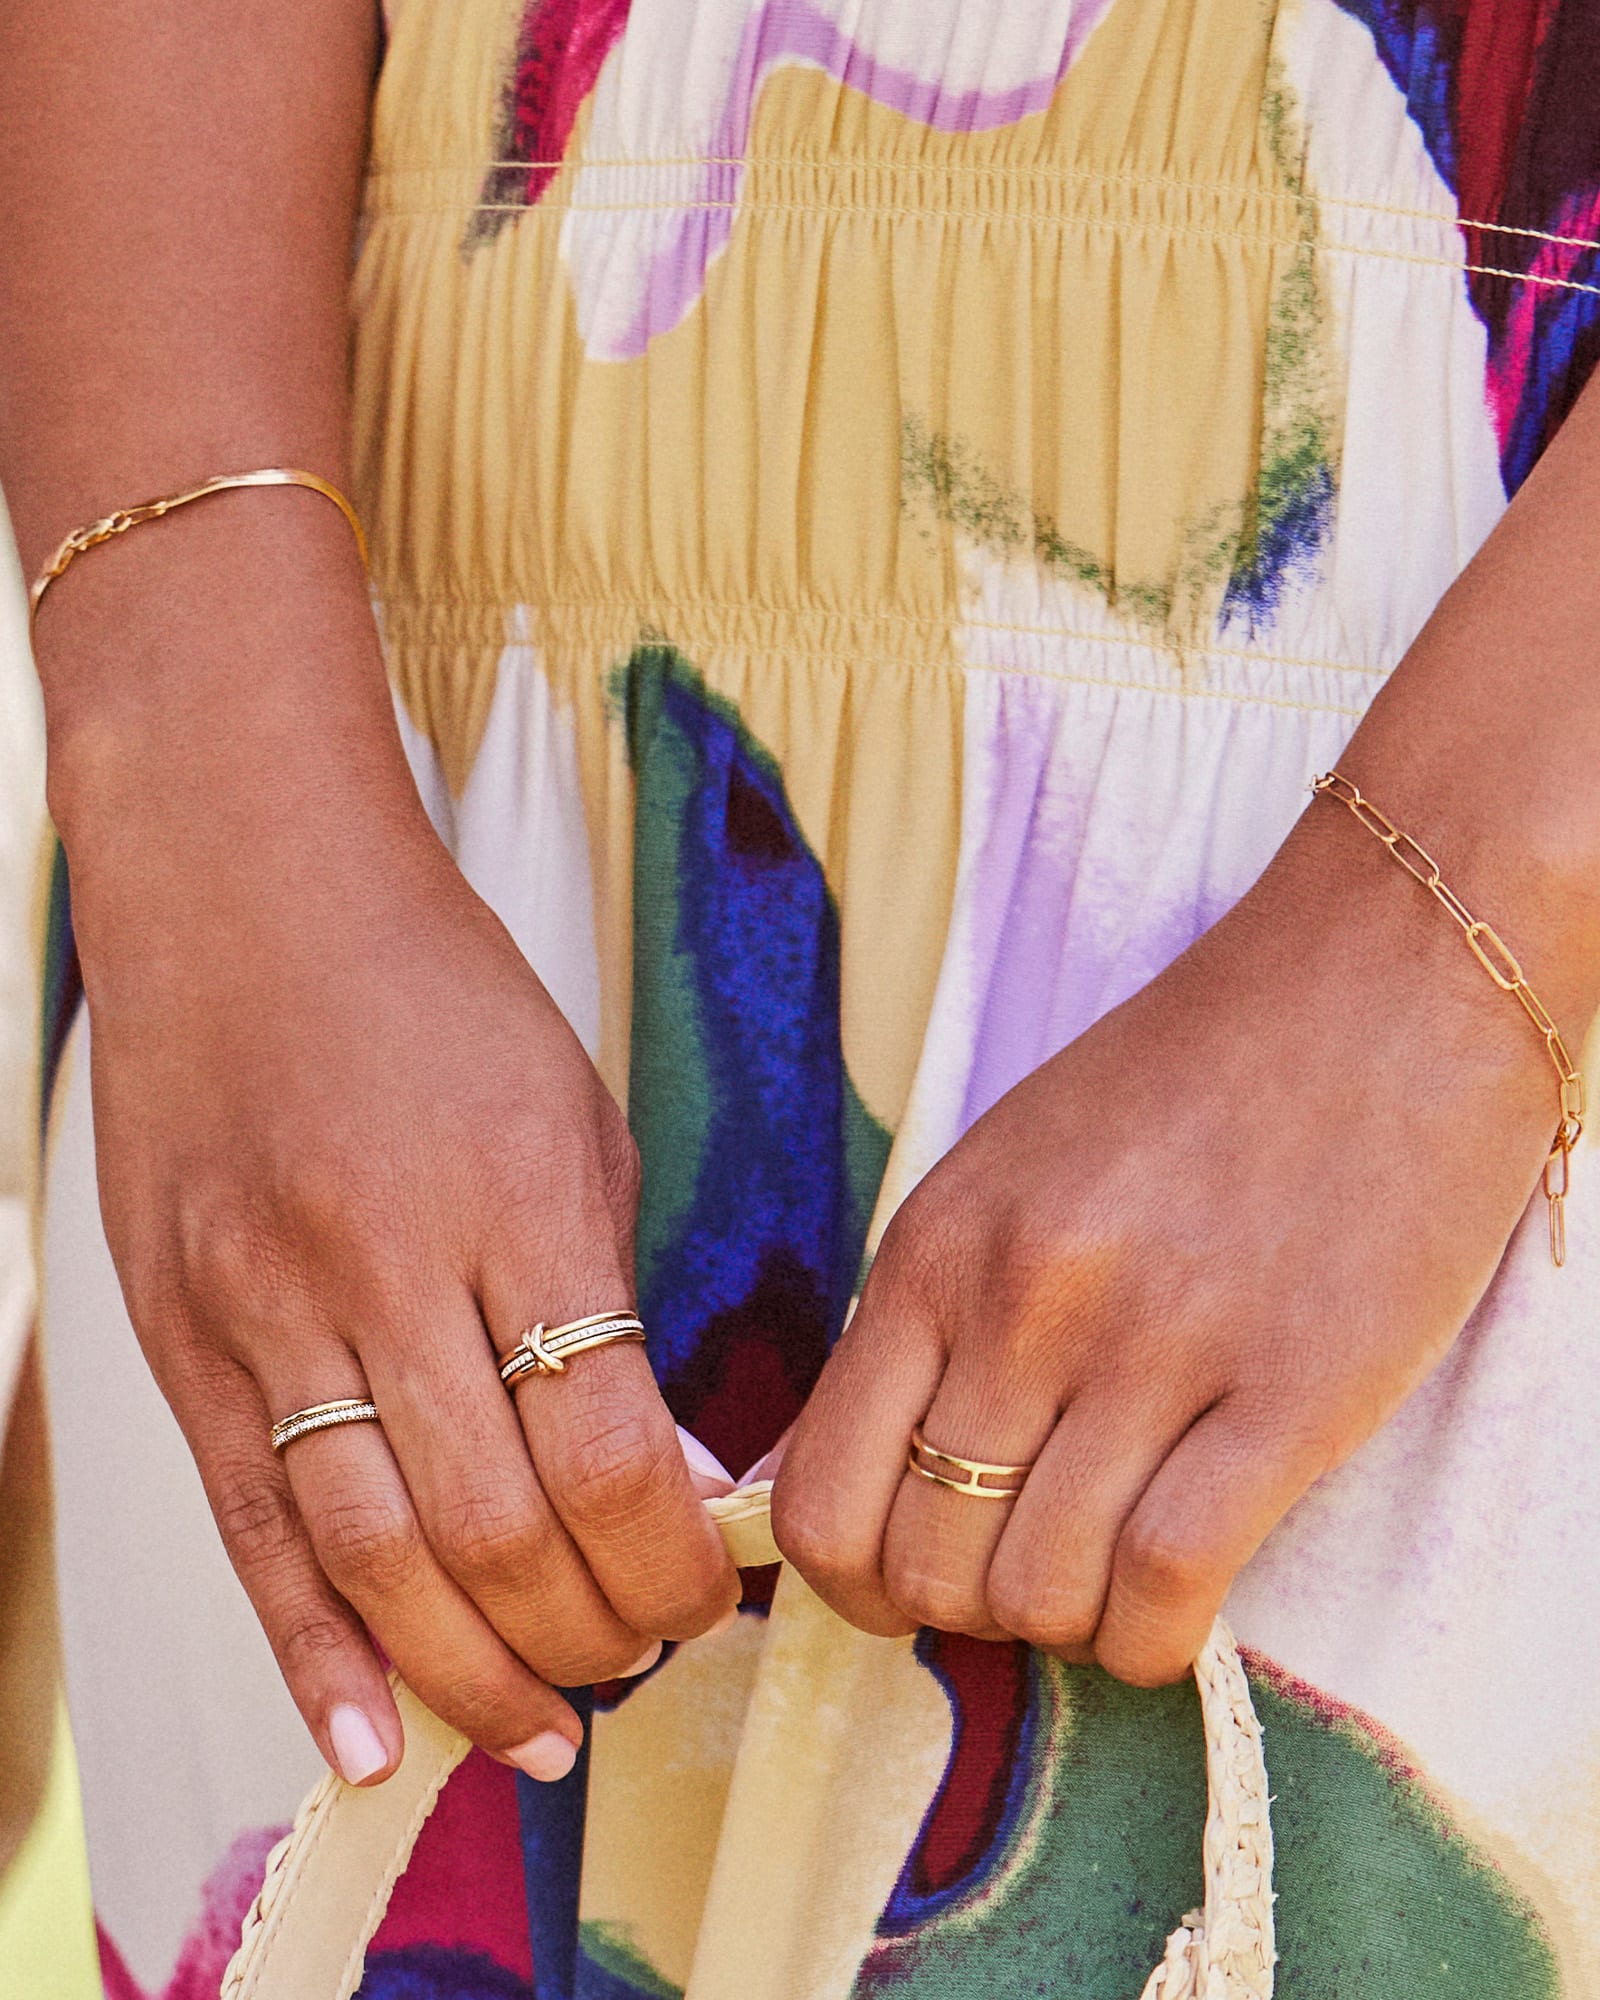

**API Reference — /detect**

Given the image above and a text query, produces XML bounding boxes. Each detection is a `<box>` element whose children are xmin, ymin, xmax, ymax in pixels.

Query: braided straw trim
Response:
<box><xmin>218</xmin><ymin>1677</ymin><xmax>469</xmax><ymax>2000</ymax></box>
<box><xmin>216</xmin><ymin>1487</ymin><xmax>779</xmax><ymax>2000</ymax></box>
<box><xmin>221</xmin><ymin>1494</ymin><xmax>1272</xmax><ymax>2000</ymax></box>
<box><xmin>1138</xmin><ymin>1619</ymin><xmax>1276</xmax><ymax>1999</ymax></box>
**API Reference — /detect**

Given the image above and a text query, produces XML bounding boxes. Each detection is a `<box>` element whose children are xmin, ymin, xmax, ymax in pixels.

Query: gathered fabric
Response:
<box><xmin>41</xmin><ymin>0</ymin><xmax>1600</xmax><ymax>1995</ymax></box>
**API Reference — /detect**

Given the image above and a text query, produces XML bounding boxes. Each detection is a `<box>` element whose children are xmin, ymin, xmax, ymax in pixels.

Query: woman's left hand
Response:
<box><xmin>772</xmin><ymin>788</ymin><xmax>1585</xmax><ymax>1684</ymax></box>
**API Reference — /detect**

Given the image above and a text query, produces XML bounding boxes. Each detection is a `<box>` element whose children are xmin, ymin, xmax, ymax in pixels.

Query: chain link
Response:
<box><xmin>1313</xmin><ymin>770</ymin><xmax>1584</xmax><ymax>1268</ymax></box>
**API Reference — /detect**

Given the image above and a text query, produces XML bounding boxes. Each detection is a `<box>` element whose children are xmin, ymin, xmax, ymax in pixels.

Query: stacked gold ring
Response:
<box><xmin>907</xmin><ymin>1423</ymin><xmax>1032</xmax><ymax>1499</ymax></box>
<box><xmin>499</xmin><ymin>1310</ymin><xmax>647</xmax><ymax>1386</ymax></box>
<box><xmin>270</xmin><ymin>1399</ymin><xmax>382</xmax><ymax>1453</ymax></box>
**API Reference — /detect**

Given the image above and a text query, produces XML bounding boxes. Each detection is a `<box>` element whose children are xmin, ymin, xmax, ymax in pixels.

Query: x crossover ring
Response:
<box><xmin>908</xmin><ymin>1424</ymin><xmax>1032</xmax><ymax>1499</ymax></box>
<box><xmin>270</xmin><ymin>1399</ymin><xmax>382</xmax><ymax>1453</ymax></box>
<box><xmin>499</xmin><ymin>1310</ymin><xmax>648</xmax><ymax>1386</ymax></box>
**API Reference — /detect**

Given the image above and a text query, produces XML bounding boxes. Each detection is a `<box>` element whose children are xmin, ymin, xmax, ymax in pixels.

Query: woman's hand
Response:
<box><xmin>773</xmin><ymin>790</ymin><xmax>1585</xmax><ymax>1684</ymax></box>
<box><xmin>46</xmin><ymin>513</ymin><xmax>737</xmax><ymax>1787</ymax></box>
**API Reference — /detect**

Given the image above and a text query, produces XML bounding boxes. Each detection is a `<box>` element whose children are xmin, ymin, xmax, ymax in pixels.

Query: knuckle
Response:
<box><xmin>556</xmin><ymin>1405</ymin><xmax>674</xmax><ymax>1527</ymax></box>
<box><xmin>432</xmin><ymin>1486</ymin><xmax>551</xmax><ymax>1588</ymax></box>
<box><xmin>887</xmin><ymin>1563</ymin><xmax>982</xmax><ymax>1635</ymax></box>
<box><xmin>770</xmin><ymin>1488</ymin><xmax>846</xmax><ymax>1588</ymax></box>
<box><xmin>875</xmin><ymin>1197</ymin><xmax>965</xmax><ymax>1306</ymax></box>
<box><xmin>432</xmin><ymin>1673</ymin><xmax>525</xmax><ymax>1748</ymax></box>
<box><xmin>545</xmin><ymin>1631</ymin><xmax>648</xmax><ymax>1686</ymax></box>
<box><xmin>988</xmin><ymin>1579</ymin><xmax>1093</xmax><ymax>1652</ymax></box>
<box><xmin>1097</xmin><ymin>1627</ymin><xmax>1197</xmax><ymax>1689</ymax></box>
<box><xmin>1116</xmin><ymin>1517</ymin><xmax>1216</xmax><ymax>1607</ymax></box>
<box><xmin>598</xmin><ymin>1105</ymin><xmax>643</xmax><ymax>1212</ymax></box>
<box><xmin>212</xmin><ymin>1471</ymin><xmax>302</xmax><ymax>1572</ymax></box>
<box><xmin>314</xmin><ymin>1494</ymin><xmax>425</xmax><ymax>1596</ymax></box>
<box><xmin>175</xmin><ymin>1188</ymin><xmax>282</xmax><ymax>1310</ymax></box>
<box><xmin>275</xmin><ymin>1607</ymin><xmax>356</xmax><ymax>1678</ymax></box>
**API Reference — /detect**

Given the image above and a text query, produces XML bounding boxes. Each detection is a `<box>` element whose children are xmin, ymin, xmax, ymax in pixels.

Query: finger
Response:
<box><xmin>1096</xmin><ymin>1398</ymin><xmax>1325</xmax><ymax>1687</ymax></box>
<box><xmin>985</xmin><ymin>1383</ymin><xmax>1204</xmax><ymax>1660</ymax></box>
<box><xmin>514</xmin><ymin>1340</ymin><xmax>737</xmax><ymax>1638</ymax></box>
<box><xmin>275</xmin><ymin>1393</ymin><xmax>584</xmax><ymax>1778</ymax></box>
<box><xmin>357</xmin><ymin>1293</ymin><xmax>653</xmax><ymax>1686</ymax></box>
<box><xmin>177</xmin><ymin>1358</ymin><xmax>404</xmax><ymax>1786</ymax></box>
<box><xmin>771</xmin><ymin>1271</ymin><xmax>944</xmax><ymax>1637</ymax></box>
<box><xmin>881</xmin><ymin>1344</ymin><xmax>1063</xmax><ymax>1641</ymax></box>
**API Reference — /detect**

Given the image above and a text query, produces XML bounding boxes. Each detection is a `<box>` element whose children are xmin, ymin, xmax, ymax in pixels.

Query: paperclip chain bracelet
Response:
<box><xmin>27</xmin><ymin>467</ymin><xmax>367</xmax><ymax>636</ymax></box>
<box><xmin>1312</xmin><ymin>770</ymin><xmax>1585</xmax><ymax>1267</ymax></box>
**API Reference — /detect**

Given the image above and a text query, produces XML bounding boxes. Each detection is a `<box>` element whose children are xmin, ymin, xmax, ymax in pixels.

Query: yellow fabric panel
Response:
<box><xmin>0</xmin><ymin>1701</ymin><xmax>101</xmax><ymax>2000</ymax></box>
<box><xmin>352</xmin><ymin>0</ymin><xmax>1330</xmax><ymax>1121</ymax></box>
<box><xmin>684</xmin><ymin>1570</ymin><xmax>953</xmax><ymax>2000</ymax></box>
<box><xmin>581</xmin><ymin>1612</ymin><xmax>769</xmax><ymax>1994</ymax></box>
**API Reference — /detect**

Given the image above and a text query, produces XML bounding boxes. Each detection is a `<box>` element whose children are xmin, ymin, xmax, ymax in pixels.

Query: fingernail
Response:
<box><xmin>706</xmin><ymin>1604</ymin><xmax>740</xmax><ymax>1639</ymax></box>
<box><xmin>676</xmin><ymin>1425</ymin><xmax>734</xmax><ymax>1485</ymax></box>
<box><xmin>329</xmin><ymin>1705</ymin><xmax>389</xmax><ymax>1785</ymax></box>
<box><xmin>508</xmin><ymin>1730</ymin><xmax>580</xmax><ymax>1783</ymax></box>
<box><xmin>622</xmin><ymin>1640</ymin><xmax>663</xmax><ymax>1677</ymax></box>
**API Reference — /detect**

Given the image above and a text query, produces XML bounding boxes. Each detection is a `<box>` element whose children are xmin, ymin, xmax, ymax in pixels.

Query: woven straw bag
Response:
<box><xmin>220</xmin><ymin>1483</ymin><xmax>1275</xmax><ymax>2000</ymax></box>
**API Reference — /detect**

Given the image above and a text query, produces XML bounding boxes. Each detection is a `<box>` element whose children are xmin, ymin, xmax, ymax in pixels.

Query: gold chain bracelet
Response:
<box><xmin>1312</xmin><ymin>770</ymin><xmax>1584</xmax><ymax>1266</ymax></box>
<box><xmin>27</xmin><ymin>467</ymin><xmax>367</xmax><ymax>636</ymax></box>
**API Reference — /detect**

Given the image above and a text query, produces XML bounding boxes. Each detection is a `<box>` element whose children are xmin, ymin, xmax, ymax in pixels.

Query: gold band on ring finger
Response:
<box><xmin>498</xmin><ymin>1311</ymin><xmax>648</xmax><ymax>1384</ymax></box>
<box><xmin>907</xmin><ymin>1423</ymin><xmax>1032</xmax><ymax>1499</ymax></box>
<box><xmin>270</xmin><ymin>1398</ymin><xmax>383</xmax><ymax>1453</ymax></box>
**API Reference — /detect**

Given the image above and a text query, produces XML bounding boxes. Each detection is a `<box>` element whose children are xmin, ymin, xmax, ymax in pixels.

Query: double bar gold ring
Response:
<box><xmin>499</xmin><ymin>1310</ymin><xmax>647</xmax><ymax>1386</ymax></box>
<box><xmin>270</xmin><ymin>1398</ymin><xmax>382</xmax><ymax>1453</ymax></box>
<box><xmin>907</xmin><ymin>1423</ymin><xmax>1032</xmax><ymax>1499</ymax></box>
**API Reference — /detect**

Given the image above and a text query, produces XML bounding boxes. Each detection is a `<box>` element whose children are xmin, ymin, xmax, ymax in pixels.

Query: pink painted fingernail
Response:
<box><xmin>622</xmin><ymin>1640</ymin><xmax>663</xmax><ymax>1677</ymax></box>
<box><xmin>508</xmin><ymin>1730</ymin><xmax>581</xmax><ymax>1782</ymax></box>
<box><xmin>676</xmin><ymin>1425</ymin><xmax>734</xmax><ymax>1485</ymax></box>
<box><xmin>329</xmin><ymin>1705</ymin><xmax>389</xmax><ymax>1785</ymax></box>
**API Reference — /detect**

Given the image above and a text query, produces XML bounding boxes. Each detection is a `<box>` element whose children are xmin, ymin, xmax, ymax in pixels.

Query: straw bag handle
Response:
<box><xmin>221</xmin><ymin>1483</ymin><xmax>1274</xmax><ymax>2000</ymax></box>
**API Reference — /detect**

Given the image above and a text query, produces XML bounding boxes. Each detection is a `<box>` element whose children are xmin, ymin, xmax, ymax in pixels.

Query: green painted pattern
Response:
<box><xmin>579</xmin><ymin>1919</ymin><xmax>685</xmax><ymax>1999</ymax></box>
<box><xmin>615</xmin><ymin>644</ymin><xmax>719</xmax><ymax>1303</ymax></box>
<box><xmin>899</xmin><ymin>64</ymin><xmax>1338</xmax><ymax>639</ymax></box>
<box><xmin>855</xmin><ymin>1660</ymin><xmax>1559</xmax><ymax>1999</ymax></box>
<box><xmin>1257</xmin><ymin>1668</ymin><xmax>1559</xmax><ymax>1998</ymax></box>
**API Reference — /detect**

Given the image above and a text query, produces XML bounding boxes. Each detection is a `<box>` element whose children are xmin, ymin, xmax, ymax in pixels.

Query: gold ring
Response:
<box><xmin>270</xmin><ymin>1398</ymin><xmax>382</xmax><ymax>1453</ymax></box>
<box><xmin>499</xmin><ymin>1310</ymin><xmax>647</xmax><ymax>1385</ymax></box>
<box><xmin>907</xmin><ymin>1423</ymin><xmax>1032</xmax><ymax>1499</ymax></box>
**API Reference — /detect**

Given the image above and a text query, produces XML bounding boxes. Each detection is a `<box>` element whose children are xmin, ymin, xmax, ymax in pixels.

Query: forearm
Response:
<box><xmin>0</xmin><ymin>0</ymin><xmax>392</xmax><ymax>850</ymax></box>
<box><xmin>1315</xmin><ymin>369</ymin><xmax>1600</xmax><ymax>1036</ymax></box>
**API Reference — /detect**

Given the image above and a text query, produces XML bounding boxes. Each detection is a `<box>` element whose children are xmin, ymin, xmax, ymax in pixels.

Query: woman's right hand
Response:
<box><xmin>43</xmin><ymin>506</ymin><xmax>738</xmax><ymax>1787</ymax></box>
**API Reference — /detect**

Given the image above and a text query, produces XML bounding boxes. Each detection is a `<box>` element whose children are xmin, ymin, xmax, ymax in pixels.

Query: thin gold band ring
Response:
<box><xmin>498</xmin><ymin>1311</ymin><xmax>647</xmax><ymax>1385</ymax></box>
<box><xmin>270</xmin><ymin>1399</ymin><xmax>382</xmax><ymax>1453</ymax></box>
<box><xmin>907</xmin><ymin>1423</ymin><xmax>1032</xmax><ymax>1499</ymax></box>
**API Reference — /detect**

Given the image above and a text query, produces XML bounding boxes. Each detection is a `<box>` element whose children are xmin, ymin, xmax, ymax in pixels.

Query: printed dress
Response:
<box><xmin>39</xmin><ymin>0</ymin><xmax>1600</xmax><ymax>1995</ymax></box>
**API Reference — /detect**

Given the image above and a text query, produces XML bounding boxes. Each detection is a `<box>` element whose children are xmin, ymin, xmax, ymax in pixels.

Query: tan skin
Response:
<box><xmin>4</xmin><ymin>2</ymin><xmax>1599</xmax><ymax>1786</ymax></box>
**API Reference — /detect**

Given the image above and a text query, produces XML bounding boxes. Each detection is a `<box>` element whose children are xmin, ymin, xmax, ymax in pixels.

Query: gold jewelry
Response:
<box><xmin>1312</xmin><ymin>769</ymin><xmax>1585</xmax><ymax>1266</ymax></box>
<box><xmin>270</xmin><ymin>1398</ymin><xmax>382</xmax><ymax>1454</ymax></box>
<box><xmin>499</xmin><ymin>1311</ymin><xmax>647</xmax><ymax>1385</ymax></box>
<box><xmin>28</xmin><ymin>467</ymin><xmax>368</xmax><ymax>634</ymax></box>
<box><xmin>907</xmin><ymin>1424</ymin><xmax>1032</xmax><ymax>1499</ymax></box>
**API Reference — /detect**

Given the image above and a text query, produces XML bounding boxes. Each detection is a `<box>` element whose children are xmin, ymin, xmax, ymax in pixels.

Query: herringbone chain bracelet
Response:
<box><xmin>1312</xmin><ymin>770</ymin><xmax>1585</xmax><ymax>1267</ymax></box>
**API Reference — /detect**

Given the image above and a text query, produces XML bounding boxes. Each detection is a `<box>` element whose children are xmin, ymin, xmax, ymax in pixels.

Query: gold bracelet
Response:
<box><xmin>27</xmin><ymin>467</ymin><xmax>367</xmax><ymax>635</ymax></box>
<box><xmin>1312</xmin><ymin>770</ymin><xmax>1585</xmax><ymax>1267</ymax></box>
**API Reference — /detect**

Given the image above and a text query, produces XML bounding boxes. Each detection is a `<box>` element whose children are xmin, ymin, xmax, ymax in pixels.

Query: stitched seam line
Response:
<box><xmin>368</xmin><ymin>156</ymin><xmax>1600</xmax><ymax>252</ymax></box>
<box><xmin>361</xmin><ymin>198</ymin><xmax>1600</xmax><ymax>295</ymax></box>
<box><xmin>424</xmin><ymin>641</ymin><xmax>1369</xmax><ymax>718</ymax></box>
<box><xmin>362</xmin><ymin>156</ymin><xmax>1600</xmax><ymax>254</ymax></box>
<box><xmin>377</xmin><ymin>593</ymin><xmax>1394</xmax><ymax>680</ymax></box>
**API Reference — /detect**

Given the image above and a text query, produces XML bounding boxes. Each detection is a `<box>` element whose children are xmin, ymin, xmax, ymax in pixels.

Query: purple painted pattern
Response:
<box><xmin>594</xmin><ymin>0</ymin><xmax>1115</xmax><ymax>355</ymax></box>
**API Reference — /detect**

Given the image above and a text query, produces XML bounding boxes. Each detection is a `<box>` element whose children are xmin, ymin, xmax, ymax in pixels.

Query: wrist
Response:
<box><xmin>39</xmin><ymin>486</ymin><xmax>410</xmax><ymax>850</ymax></box>
<box><xmin>1322</xmin><ymin>720</ymin><xmax>1600</xmax><ymax>1046</ymax></box>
